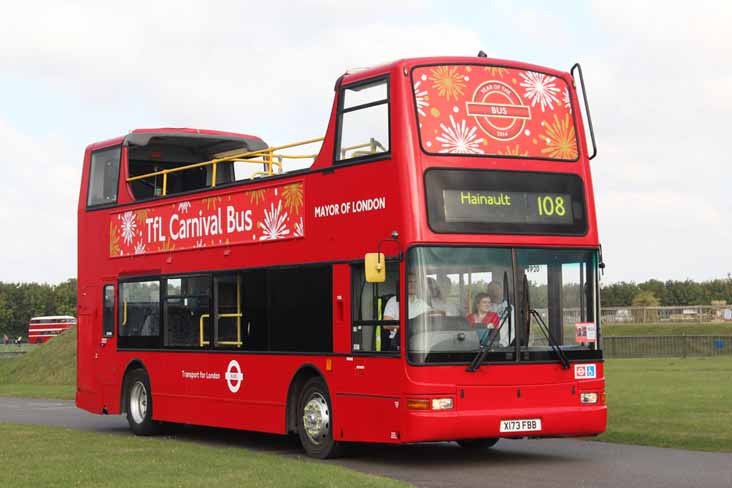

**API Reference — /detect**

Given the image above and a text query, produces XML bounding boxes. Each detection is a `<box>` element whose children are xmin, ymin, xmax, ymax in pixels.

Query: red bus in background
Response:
<box><xmin>28</xmin><ymin>316</ymin><xmax>77</xmax><ymax>344</ymax></box>
<box><xmin>76</xmin><ymin>55</ymin><xmax>605</xmax><ymax>458</ymax></box>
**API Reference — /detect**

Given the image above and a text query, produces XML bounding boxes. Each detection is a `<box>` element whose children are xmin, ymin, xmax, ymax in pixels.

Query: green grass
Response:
<box><xmin>599</xmin><ymin>357</ymin><xmax>732</xmax><ymax>451</ymax></box>
<box><xmin>602</xmin><ymin>322</ymin><xmax>732</xmax><ymax>336</ymax></box>
<box><xmin>0</xmin><ymin>327</ymin><xmax>76</xmax><ymax>399</ymax></box>
<box><xmin>0</xmin><ymin>327</ymin><xmax>76</xmax><ymax>385</ymax></box>
<box><xmin>0</xmin><ymin>424</ymin><xmax>409</xmax><ymax>488</ymax></box>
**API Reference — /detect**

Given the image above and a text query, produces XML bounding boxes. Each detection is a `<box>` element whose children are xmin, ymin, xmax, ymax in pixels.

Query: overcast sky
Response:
<box><xmin>0</xmin><ymin>0</ymin><xmax>730</xmax><ymax>285</ymax></box>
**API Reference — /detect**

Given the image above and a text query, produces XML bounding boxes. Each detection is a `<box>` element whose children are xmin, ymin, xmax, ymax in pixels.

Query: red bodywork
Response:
<box><xmin>76</xmin><ymin>56</ymin><xmax>606</xmax><ymax>443</ymax></box>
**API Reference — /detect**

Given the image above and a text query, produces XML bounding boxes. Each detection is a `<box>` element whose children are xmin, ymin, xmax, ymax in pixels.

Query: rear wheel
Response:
<box><xmin>457</xmin><ymin>438</ymin><xmax>499</xmax><ymax>449</ymax></box>
<box><xmin>297</xmin><ymin>377</ymin><xmax>340</xmax><ymax>459</ymax></box>
<box><xmin>125</xmin><ymin>369</ymin><xmax>160</xmax><ymax>436</ymax></box>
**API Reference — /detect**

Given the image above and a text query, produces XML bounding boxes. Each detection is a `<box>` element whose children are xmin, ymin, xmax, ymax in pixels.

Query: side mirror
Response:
<box><xmin>365</xmin><ymin>253</ymin><xmax>386</xmax><ymax>283</ymax></box>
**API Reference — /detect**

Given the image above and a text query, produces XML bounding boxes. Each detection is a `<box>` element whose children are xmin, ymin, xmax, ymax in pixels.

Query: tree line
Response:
<box><xmin>601</xmin><ymin>277</ymin><xmax>732</xmax><ymax>307</ymax></box>
<box><xmin>0</xmin><ymin>279</ymin><xmax>76</xmax><ymax>339</ymax></box>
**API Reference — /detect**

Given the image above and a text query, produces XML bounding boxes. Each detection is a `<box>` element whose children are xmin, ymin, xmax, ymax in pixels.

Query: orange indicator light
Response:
<box><xmin>407</xmin><ymin>399</ymin><xmax>431</xmax><ymax>410</ymax></box>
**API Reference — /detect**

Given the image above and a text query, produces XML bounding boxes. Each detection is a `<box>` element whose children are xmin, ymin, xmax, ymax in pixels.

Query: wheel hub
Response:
<box><xmin>302</xmin><ymin>392</ymin><xmax>329</xmax><ymax>444</ymax></box>
<box><xmin>130</xmin><ymin>381</ymin><xmax>148</xmax><ymax>424</ymax></box>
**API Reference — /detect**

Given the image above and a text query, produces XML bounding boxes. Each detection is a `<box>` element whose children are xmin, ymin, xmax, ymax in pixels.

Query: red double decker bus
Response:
<box><xmin>28</xmin><ymin>316</ymin><xmax>77</xmax><ymax>344</ymax></box>
<box><xmin>76</xmin><ymin>55</ymin><xmax>605</xmax><ymax>458</ymax></box>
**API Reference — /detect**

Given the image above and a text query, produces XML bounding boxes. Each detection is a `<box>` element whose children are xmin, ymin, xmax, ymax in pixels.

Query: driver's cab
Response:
<box><xmin>405</xmin><ymin>255</ymin><xmax>516</xmax><ymax>364</ymax></box>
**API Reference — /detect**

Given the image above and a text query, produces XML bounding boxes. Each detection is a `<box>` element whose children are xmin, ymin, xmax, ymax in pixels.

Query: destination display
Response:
<box><xmin>425</xmin><ymin>169</ymin><xmax>587</xmax><ymax>236</ymax></box>
<box><xmin>443</xmin><ymin>190</ymin><xmax>573</xmax><ymax>225</ymax></box>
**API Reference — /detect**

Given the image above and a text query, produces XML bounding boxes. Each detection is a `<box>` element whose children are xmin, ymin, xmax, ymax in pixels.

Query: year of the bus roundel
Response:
<box><xmin>76</xmin><ymin>53</ymin><xmax>605</xmax><ymax>459</ymax></box>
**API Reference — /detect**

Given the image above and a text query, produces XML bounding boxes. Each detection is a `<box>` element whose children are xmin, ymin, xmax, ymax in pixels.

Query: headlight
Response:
<box><xmin>431</xmin><ymin>398</ymin><xmax>454</xmax><ymax>410</ymax></box>
<box><xmin>580</xmin><ymin>392</ymin><xmax>598</xmax><ymax>404</ymax></box>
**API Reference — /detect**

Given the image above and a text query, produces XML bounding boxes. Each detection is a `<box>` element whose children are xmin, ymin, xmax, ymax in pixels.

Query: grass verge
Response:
<box><xmin>599</xmin><ymin>357</ymin><xmax>732</xmax><ymax>452</ymax></box>
<box><xmin>0</xmin><ymin>424</ymin><xmax>409</xmax><ymax>488</ymax></box>
<box><xmin>0</xmin><ymin>327</ymin><xmax>76</xmax><ymax>400</ymax></box>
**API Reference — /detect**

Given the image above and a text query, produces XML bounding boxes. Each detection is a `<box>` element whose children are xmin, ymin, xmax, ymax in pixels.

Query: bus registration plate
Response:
<box><xmin>499</xmin><ymin>418</ymin><xmax>542</xmax><ymax>433</ymax></box>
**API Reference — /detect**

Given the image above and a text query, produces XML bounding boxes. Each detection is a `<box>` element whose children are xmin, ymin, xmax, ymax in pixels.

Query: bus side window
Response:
<box><xmin>351</xmin><ymin>262</ymin><xmax>399</xmax><ymax>353</ymax></box>
<box><xmin>118</xmin><ymin>280</ymin><xmax>161</xmax><ymax>349</ymax></box>
<box><xmin>103</xmin><ymin>285</ymin><xmax>114</xmax><ymax>337</ymax></box>
<box><xmin>164</xmin><ymin>276</ymin><xmax>210</xmax><ymax>348</ymax></box>
<box><xmin>87</xmin><ymin>146</ymin><xmax>121</xmax><ymax>207</ymax></box>
<box><xmin>214</xmin><ymin>274</ymin><xmax>242</xmax><ymax>349</ymax></box>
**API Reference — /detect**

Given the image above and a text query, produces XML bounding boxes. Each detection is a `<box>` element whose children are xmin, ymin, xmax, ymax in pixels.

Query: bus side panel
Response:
<box><xmin>141</xmin><ymin>352</ymin><xmax>297</xmax><ymax>434</ymax></box>
<box><xmin>331</xmin><ymin>356</ymin><xmax>403</xmax><ymax>443</ymax></box>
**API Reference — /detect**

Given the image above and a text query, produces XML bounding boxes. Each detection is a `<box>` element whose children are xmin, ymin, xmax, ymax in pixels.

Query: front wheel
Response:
<box><xmin>125</xmin><ymin>369</ymin><xmax>160</xmax><ymax>436</ymax></box>
<box><xmin>456</xmin><ymin>438</ymin><xmax>499</xmax><ymax>449</ymax></box>
<box><xmin>297</xmin><ymin>377</ymin><xmax>340</xmax><ymax>458</ymax></box>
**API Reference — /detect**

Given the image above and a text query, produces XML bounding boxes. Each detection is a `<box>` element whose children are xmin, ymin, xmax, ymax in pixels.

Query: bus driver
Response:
<box><xmin>383</xmin><ymin>272</ymin><xmax>431</xmax><ymax>321</ymax></box>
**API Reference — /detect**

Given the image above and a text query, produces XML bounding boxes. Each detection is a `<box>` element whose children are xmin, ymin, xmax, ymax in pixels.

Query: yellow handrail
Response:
<box><xmin>127</xmin><ymin>137</ymin><xmax>325</xmax><ymax>196</ymax></box>
<box><xmin>200</xmin><ymin>313</ymin><xmax>243</xmax><ymax>347</ymax></box>
<box><xmin>198</xmin><ymin>275</ymin><xmax>243</xmax><ymax>347</ymax></box>
<box><xmin>199</xmin><ymin>314</ymin><xmax>210</xmax><ymax>347</ymax></box>
<box><xmin>340</xmin><ymin>138</ymin><xmax>386</xmax><ymax>159</ymax></box>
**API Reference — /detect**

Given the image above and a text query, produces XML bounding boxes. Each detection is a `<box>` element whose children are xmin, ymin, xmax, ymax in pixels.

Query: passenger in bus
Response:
<box><xmin>466</xmin><ymin>293</ymin><xmax>500</xmax><ymax>328</ymax></box>
<box><xmin>428</xmin><ymin>276</ymin><xmax>458</xmax><ymax>316</ymax></box>
<box><xmin>486</xmin><ymin>281</ymin><xmax>507</xmax><ymax>317</ymax></box>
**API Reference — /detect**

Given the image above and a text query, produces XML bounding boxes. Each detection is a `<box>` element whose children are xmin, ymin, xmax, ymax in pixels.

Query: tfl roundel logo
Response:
<box><xmin>465</xmin><ymin>81</ymin><xmax>531</xmax><ymax>141</ymax></box>
<box><xmin>225</xmin><ymin>360</ymin><xmax>244</xmax><ymax>393</ymax></box>
<box><xmin>574</xmin><ymin>363</ymin><xmax>597</xmax><ymax>380</ymax></box>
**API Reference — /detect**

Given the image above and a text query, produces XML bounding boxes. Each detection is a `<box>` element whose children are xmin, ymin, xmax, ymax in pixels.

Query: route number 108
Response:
<box><xmin>536</xmin><ymin>196</ymin><xmax>566</xmax><ymax>217</ymax></box>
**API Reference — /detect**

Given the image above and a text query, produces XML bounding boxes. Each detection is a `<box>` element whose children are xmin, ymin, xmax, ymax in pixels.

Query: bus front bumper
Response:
<box><xmin>400</xmin><ymin>405</ymin><xmax>607</xmax><ymax>443</ymax></box>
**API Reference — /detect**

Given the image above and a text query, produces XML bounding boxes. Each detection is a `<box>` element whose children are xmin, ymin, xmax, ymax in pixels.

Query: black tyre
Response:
<box><xmin>456</xmin><ymin>438</ymin><xmax>499</xmax><ymax>449</ymax></box>
<box><xmin>297</xmin><ymin>377</ymin><xmax>340</xmax><ymax>459</ymax></box>
<box><xmin>125</xmin><ymin>369</ymin><xmax>160</xmax><ymax>436</ymax></box>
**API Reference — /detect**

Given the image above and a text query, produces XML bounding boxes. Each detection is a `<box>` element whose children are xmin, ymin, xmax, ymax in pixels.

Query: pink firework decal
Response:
<box><xmin>413</xmin><ymin>64</ymin><xmax>578</xmax><ymax>160</ymax></box>
<box><xmin>108</xmin><ymin>182</ymin><xmax>305</xmax><ymax>258</ymax></box>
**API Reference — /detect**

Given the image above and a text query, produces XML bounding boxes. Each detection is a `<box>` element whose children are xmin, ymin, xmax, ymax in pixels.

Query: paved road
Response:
<box><xmin>1</xmin><ymin>397</ymin><xmax>730</xmax><ymax>488</ymax></box>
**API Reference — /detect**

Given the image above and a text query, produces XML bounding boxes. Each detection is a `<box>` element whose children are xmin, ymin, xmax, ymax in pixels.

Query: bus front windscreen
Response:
<box><xmin>406</xmin><ymin>246</ymin><xmax>600</xmax><ymax>365</ymax></box>
<box><xmin>411</xmin><ymin>64</ymin><xmax>579</xmax><ymax>161</ymax></box>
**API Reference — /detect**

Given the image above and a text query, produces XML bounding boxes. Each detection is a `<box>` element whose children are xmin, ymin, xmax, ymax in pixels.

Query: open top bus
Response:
<box><xmin>77</xmin><ymin>55</ymin><xmax>605</xmax><ymax>458</ymax></box>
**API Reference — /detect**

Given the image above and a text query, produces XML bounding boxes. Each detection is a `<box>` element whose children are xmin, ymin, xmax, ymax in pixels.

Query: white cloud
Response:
<box><xmin>0</xmin><ymin>1</ymin><xmax>482</xmax><ymax>283</ymax></box>
<box><xmin>1</xmin><ymin>1</ymin><xmax>730</xmax><ymax>284</ymax></box>
<box><xmin>586</xmin><ymin>1</ymin><xmax>732</xmax><ymax>282</ymax></box>
<box><xmin>0</xmin><ymin>119</ymin><xmax>80</xmax><ymax>283</ymax></box>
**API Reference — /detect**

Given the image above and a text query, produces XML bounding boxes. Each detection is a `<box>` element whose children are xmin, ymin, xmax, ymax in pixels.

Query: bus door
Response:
<box><xmin>77</xmin><ymin>283</ymin><xmax>101</xmax><ymax>411</ymax></box>
<box><xmin>342</xmin><ymin>262</ymin><xmax>402</xmax><ymax>443</ymax></box>
<box><xmin>97</xmin><ymin>283</ymin><xmax>118</xmax><ymax>412</ymax></box>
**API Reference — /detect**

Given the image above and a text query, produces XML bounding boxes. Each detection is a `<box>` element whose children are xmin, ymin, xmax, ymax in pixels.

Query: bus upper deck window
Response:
<box><xmin>336</xmin><ymin>77</ymin><xmax>390</xmax><ymax>162</ymax></box>
<box><xmin>87</xmin><ymin>146</ymin><xmax>121</xmax><ymax>207</ymax></box>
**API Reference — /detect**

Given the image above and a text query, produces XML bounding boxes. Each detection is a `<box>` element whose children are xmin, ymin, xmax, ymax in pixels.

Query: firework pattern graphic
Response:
<box><xmin>109</xmin><ymin>181</ymin><xmax>305</xmax><ymax>258</ymax></box>
<box><xmin>435</xmin><ymin>115</ymin><xmax>484</xmax><ymax>154</ymax></box>
<box><xmin>258</xmin><ymin>201</ymin><xmax>290</xmax><ymax>241</ymax></box>
<box><xmin>413</xmin><ymin>64</ymin><xmax>578</xmax><ymax>160</ymax></box>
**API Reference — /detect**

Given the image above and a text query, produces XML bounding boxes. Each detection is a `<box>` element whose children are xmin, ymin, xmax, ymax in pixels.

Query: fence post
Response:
<box><xmin>643</xmin><ymin>307</ymin><xmax>647</xmax><ymax>324</ymax></box>
<box><xmin>699</xmin><ymin>306</ymin><xmax>702</xmax><ymax>324</ymax></box>
<box><xmin>682</xmin><ymin>332</ymin><xmax>687</xmax><ymax>359</ymax></box>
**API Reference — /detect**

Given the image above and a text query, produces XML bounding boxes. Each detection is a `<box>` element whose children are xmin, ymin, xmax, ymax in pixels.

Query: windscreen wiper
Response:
<box><xmin>528</xmin><ymin>308</ymin><xmax>570</xmax><ymax>369</ymax></box>
<box><xmin>466</xmin><ymin>273</ymin><xmax>512</xmax><ymax>372</ymax></box>
<box><xmin>519</xmin><ymin>273</ymin><xmax>569</xmax><ymax>369</ymax></box>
